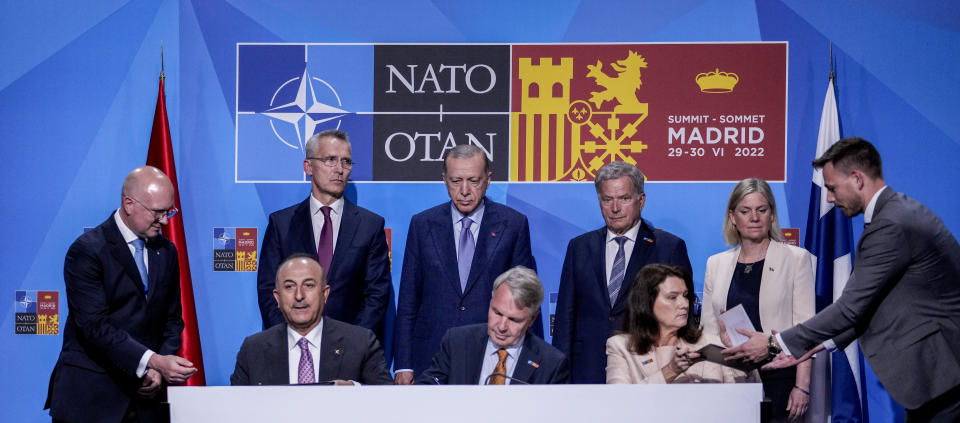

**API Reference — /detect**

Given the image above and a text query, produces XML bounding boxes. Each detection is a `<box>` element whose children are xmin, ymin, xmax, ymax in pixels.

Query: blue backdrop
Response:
<box><xmin>3</xmin><ymin>1</ymin><xmax>958</xmax><ymax>421</ymax></box>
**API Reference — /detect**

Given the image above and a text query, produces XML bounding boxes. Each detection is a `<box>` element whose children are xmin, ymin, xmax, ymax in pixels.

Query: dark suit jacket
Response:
<box><xmin>416</xmin><ymin>324</ymin><xmax>569</xmax><ymax>384</ymax></box>
<box><xmin>257</xmin><ymin>198</ymin><xmax>391</xmax><ymax>338</ymax></box>
<box><xmin>395</xmin><ymin>199</ymin><xmax>540</xmax><ymax>375</ymax></box>
<box><xmin>782</xmin><ymin>188</ymin><xmax>960</xmax><ymax>409</ymax></box>
<box><xmin>45</xmin><ymin>214</ymin><xmax>183</xmax><ymax>423</ymax></box>
<box><xmin>553</xmin><ymin>220</ymin><xmax>691</xmax><ymax>383</ymax></box>
<box><xmin>230</xmin><ymin>317</ymin><xmax>393</xmax><ymax>385</ymax></box>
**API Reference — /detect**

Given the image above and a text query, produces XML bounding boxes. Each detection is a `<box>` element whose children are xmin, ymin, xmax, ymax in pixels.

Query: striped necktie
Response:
<box><xmin>608</xmin><ymin>236</ymin><xmax>628</xmax><ymax>306</ymax></box>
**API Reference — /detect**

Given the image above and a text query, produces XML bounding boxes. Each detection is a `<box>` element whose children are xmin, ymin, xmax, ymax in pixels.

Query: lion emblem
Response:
<box><xmin>586</xmin><ymin>50</ymin><xmax>648</xmax><ymax>114</ymax></box>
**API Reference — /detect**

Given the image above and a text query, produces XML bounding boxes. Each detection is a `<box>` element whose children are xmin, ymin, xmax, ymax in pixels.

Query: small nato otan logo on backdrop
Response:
<box><xmin>15</xmin><ymin>290</ymin><xmax>59</xmax><ymax>335</ymax></box>
<box><xmin>213</xmin><ymin>227</ymin><xmax>258</xmax><ymax>272</ymax></box>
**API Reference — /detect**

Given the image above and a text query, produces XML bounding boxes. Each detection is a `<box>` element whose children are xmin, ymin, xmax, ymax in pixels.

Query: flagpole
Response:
<box><xmin>829</xmin><ymin>42</ymin><xmax>834</xmax><ymax>82</ymax></box>
<box><xmin>160</xmin><ymin>42</ymin><xmax>165</xmax><ymax>81</ymax></box>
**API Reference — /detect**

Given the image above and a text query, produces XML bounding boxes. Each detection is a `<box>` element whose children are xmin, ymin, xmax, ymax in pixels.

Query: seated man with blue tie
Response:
<box><xmin>416</xmin><ymin>266</ymin><xmax>569</xmax><ymax>385</ymax></box>
<box><xmin>231</xmin><ymin>254</ymin><xmax>393</xmax><ymax>385</ymax></box>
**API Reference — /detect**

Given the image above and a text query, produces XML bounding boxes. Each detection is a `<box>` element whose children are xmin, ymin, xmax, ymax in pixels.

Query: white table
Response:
<box><xmin>169</xmin><ymin>383</ymin><xmax>763</xmax><ymax>422</ymax></box>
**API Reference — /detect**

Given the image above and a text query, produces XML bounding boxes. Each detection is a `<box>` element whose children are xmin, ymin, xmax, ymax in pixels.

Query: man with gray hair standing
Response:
<box><xmin>417</xmin><ymin>266</ymin><xmax>569</xmax><ymax>384</ymax></box>
<box><xmin>394</xmin><ymin>144</ymin><xmax>540</xmax><ymax>384</ymax></box>
<box><xmin>553</xmin><ymin>161</ymin><xmax>692</xmax><ymax>384</ymax></box>
<box><xmin>257</xmin><ymin>130</ymin><xmax>391</xmax><ymax>343</ymax></box>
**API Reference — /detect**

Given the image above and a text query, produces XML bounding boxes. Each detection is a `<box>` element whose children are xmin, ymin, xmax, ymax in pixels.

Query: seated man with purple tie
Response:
<box><xmin>231</xmin><ymin>254</ymin><xmax>393</xmax><ymax>385</ymax></box>
<box><xmin>257</xmin><ymin>130</ymin><xmax>391</xmax><ymax>342</ymax></box>
<box><xmin>416</xmin><ymin>266</ymin><xmax>569</xmax><ymax>385</ymax></box>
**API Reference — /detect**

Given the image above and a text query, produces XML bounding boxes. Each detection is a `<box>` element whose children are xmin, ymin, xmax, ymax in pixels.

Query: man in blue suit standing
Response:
<box><xmin>45</xmin><ymin>166</ymin><xmax>197</xmax><ymax>423</ymax></box>
<box><xmin>394</xmin><ymin>144</ymin><xmax>540</xmax><ymax>384</ymax></box>
<box><xmin>553</xmin><ymin>161</ymin><xmax>692</xmax><ymax>383</ymax></box>
<box><xmin>417</xmin><ymin>266</ymin><xmax>568</xmax><ymax>385</ymax></box>
<box><xmin>257</xmin><ymin>130</ymin><xmax>391</xmax><ymax>341</ymax></box>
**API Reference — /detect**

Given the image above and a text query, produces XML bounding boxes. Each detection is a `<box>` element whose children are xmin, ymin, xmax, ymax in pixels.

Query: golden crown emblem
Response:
<box><xmin>696</xmin><ymin>68</ymin><xmax>739</xmax><ymax>93</ymax></box>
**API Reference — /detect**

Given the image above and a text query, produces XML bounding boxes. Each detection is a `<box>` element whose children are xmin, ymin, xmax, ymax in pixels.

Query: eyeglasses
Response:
<box><xmin>307</xmin><ymin>156</ymin><xmax>353</xmax><ymax>169</ymax></box>
<box><xmin>127</xmin><ymin>196</ymin><xmax>178</xmax><ymax>220</ymax></box>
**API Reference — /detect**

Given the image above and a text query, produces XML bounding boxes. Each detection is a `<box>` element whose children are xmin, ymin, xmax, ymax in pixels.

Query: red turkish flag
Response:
<box><xmin>147</xmin><ymin>75</ymin><xmax>206</xmax><ymax>385</ymax></box>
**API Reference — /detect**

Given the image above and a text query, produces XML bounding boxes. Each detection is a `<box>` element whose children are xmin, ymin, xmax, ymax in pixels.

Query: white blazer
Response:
<box><xmin>605</xmin><ymin>334</ymin><xmax>756</xmax><ymax>384</ymax></box>
<box><xmin>702</xmin><ymin>241</ymin><xmax>815</xmax><ymax>339</ymax></box>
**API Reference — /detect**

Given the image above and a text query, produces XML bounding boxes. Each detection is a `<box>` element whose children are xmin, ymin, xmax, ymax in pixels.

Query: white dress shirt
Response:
<box><xmin>604</xmin><ymin>220</ymin><xmax>642</xmax><ymax>283</ymax></box>
<box><xmin>113</xmin><ymin>210</ymin><xmax>154</xmax><ymax>378</ymax></box>
<box><xmin>477</xmin><ymin>337</ymin><xmax>524</xmax><ymax>385</ymax></box>
<box><xmin>451</xmin><ymin>200</ymin><xmax>485</xmax><ymax>253</ymax></box>
<box><xmin>310</xmin><ymin>195</ymin><xmax>344</xmax><ymax>254</ymax></box>
<box><xmin>864</xmin><ymin>186</ymin><xmax>888</xmax><ymax>224</ymax></box>
<box><xmin>286</xmin><ymin>319</ymin><xmax>324</xmax><ymax>384</ymax></box>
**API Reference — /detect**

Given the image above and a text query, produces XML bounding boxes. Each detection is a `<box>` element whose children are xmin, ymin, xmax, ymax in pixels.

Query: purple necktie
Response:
<box><xmin>608</xmin><ymin>236</ymin><xmax>628</xmax><ymax>306</ymax></box>
<box><xmin>458</xmin><ymin>217</ymin><xmax>475</xmax><ymax>292</ymax></box>
<box><xmin>317</xmin><ymin>206</ymin><xmax>333</xmax><ymax>273</ymax></box>
<box><xmin>297</xmin><ymin>337</ymin><xmax>315</xmax><ymax>384</ymax></box>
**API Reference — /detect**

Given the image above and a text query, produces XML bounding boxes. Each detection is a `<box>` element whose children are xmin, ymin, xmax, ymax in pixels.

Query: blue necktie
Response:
<box><xmin>458</xmin><ymin>217</ymin><xmax>475</xmax><ymax>292</ymax></box>
<box><xmin>608</xmin><ymin>236</ymin><xmax>627</xmax><ymax>306</ymax></box>
<box><xmin>131</xmin><ymin>238</ymin><xmax>148</xmax><ymax>295</ymax></box>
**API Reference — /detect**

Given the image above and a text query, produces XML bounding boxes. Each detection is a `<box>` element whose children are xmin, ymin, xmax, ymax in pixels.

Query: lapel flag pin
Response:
<box><xmin>641</xmin><ymin>358</ymin><xmax>654</xmax><ymax>365</ymax></box>
<box><xmin>527</xmin><ymin>360</ymin><xmax>539</xmax><ymax>368</ymax></box>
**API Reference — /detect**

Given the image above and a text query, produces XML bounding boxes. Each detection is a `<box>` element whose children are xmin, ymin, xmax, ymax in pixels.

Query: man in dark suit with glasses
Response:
<box><xmin>46</xmin><ymin>166</ymin><xmax>197</xmax><ymax>422</ymax></box>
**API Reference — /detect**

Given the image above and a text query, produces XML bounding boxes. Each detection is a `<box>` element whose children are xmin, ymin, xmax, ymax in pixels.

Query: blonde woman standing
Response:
<box><xmin>702</xmin><ymin>178</ymin><xmax>815</xmax><ymax>422</ymax></box>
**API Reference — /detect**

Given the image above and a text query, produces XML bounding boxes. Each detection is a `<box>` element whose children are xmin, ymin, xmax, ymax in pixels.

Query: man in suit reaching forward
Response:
<box><xmin>394</xmin><ymin>144</ymin><xmax>540</xmax><ymax>384</ymax></box>
<box><xmin>724</xmin><ymin>137</ymin><xmax>960</xmax><ymax>421</ymax></box>
<box><xmin>257</xmin><ymin>130</ymin><xmax>391</xmax><ymax>342</ymax></box>
<box><xmin>45</xmin><ymin>166</ymin><xmax>197</xmax><ymax>423</ymax></box>
<box><xmin>553</xmin><ymin>161</ymin><xmax>692</xmax><ymax>384</ymax></box>
<box><xmin>417</xmin><ymin>266</ymin><xmax>568</xmax><ymax>385</ymax></box>
<box><xmin>232</xmin><ymin>254</ymin><xmax>392</xmax><ymax>386</ymax></box>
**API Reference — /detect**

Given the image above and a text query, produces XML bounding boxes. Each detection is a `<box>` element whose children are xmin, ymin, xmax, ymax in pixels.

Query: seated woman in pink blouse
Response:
<box><xmin>606</xmin><ymin>263</ymin><xmax>757</xmax><ymax>384</ymax></box>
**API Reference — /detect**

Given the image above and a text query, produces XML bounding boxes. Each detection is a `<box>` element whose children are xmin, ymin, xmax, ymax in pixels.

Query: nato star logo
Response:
<box><xmin>260</xmin><ymin>68</ymin><xmax>349</xmax><ymax>152</ymax></box>
<box><xmin>214</xmin><ymin>228</ymin><xmax>235</xmax><ymax>250</ymax></box>
<box><xmin>16</xmin><ymin>290</ymin><xmax>36</xmax><ymax>313</ymax></box>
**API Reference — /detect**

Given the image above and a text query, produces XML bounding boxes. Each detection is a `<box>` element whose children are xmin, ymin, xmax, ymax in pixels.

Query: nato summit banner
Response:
<box><xmin>236</xmin><ymin>43</ymin><xmax>785</xmax><ymax>183</ymax></box>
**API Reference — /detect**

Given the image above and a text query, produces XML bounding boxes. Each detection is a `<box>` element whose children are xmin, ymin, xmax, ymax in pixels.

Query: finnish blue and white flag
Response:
<box><xmin>804</xmin><ymin>77</ymin><xmax>868</xmax><ymax>422</ymax></box>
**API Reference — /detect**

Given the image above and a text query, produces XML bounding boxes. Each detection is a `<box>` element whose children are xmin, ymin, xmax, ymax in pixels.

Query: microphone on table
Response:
<box><xmin>484</xmin><ymin>372</ymin><xmax>529</xmax><ymax>385</ymax></box>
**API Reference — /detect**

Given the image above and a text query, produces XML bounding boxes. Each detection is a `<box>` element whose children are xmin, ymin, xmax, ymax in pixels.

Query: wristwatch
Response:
<box><xmin>767</xmin><ymin>334</ymin><xmax>782</xmax><ymax>358</ymax></box>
